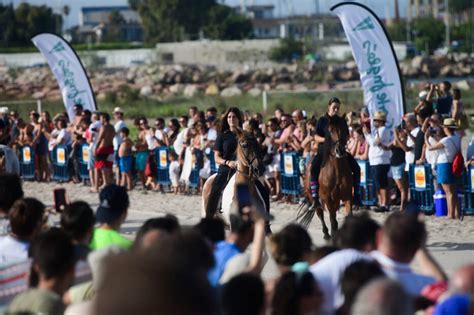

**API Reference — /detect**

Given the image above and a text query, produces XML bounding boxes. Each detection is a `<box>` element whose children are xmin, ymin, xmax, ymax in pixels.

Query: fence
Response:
<box><xmin>357</xmin><ymin>160</ymin><xmax>377</xmax><ymax>207</ymax></box>
<box><xmin>77</xmin><ymin>144</ymin><xmax>90</xmax><ymax>181</ymax></box>
<box><xmin>18</xmin><ymin>145</ymin><xmax>35</xmax><ymax>180</ymax></box>
<box><xmin>279</xmin><ymin>152</ymin><xmax>301</xmax><ymax>197</ymax></box>
<box><xmin>408</xmin><ymin>164</ymin><xmax>435</xmax><ymax>213</ymax></box>
<box><xmin>154</xmin><ymin>146</ymin><xmax>171</xmax><ymax>186</ymax></box>
<box><xmin>51</xmin><ymin>144</ymin><xmax>69</xmax><ymax>182</ymax></box>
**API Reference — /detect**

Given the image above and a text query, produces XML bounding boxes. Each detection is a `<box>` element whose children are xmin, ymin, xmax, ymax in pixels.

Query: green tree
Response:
<box><xmin>386</xmin><ymin>21</ymin><xmax>407</xmax><ymax>42</ymax></box>
<box><xmin>105</xmin><ymin>10</ymin><xmax>126</xmax><ymax>42</ymax></box>
<box><xmin>412</xmin><ymin>16</ymin><xmax>445</xmax><ymax>54</ymax></box>
<box><xmin>204</xmin><ymin>5</ymin><xmax>253</xmax><ymax>40</ymax></box>
<box><xmin>269</xmin><ymin>38</ymin><xmax>304</xmax><ymax>62</ymax></box>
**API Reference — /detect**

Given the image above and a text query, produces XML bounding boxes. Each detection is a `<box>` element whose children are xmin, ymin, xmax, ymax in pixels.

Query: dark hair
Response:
<box><xmin>194</xmin><ymin>217</ymin><xmax>226</xmax><ymax>243</ymax></box>
<box><xmin>155</xmin><ymin>117</ymin><xmax>165</xmax><ymax>125</ymax></box>
<box><xmin>221</xmin><ymin>273</ymin><xmax>265</xmax><ymax>315</ymax></box>
<box><xmin>134</xmin><ymin>215</ymin><xmax>181</xmax><ymax>247</ymax></box>
<box><xmin>219</xmin><ymin>107</ymin><xmax>243</xmax><ymax>133</ymax></box>
<box><xmin>169</xmin><ymin>118</ymin><xmax>180</xmax><ymax>130</ymax></box>
<box><xmin>442</xmin><ymin>80</ymin><xmax>451</xmax><ymax>91</ymax></box>
<box><xmin>207</xmin><ymin>107</ymin><xmax>218</xmax><ymax>114</ymax></box>
<box><xmin>102</xmin><ymin>113</ymin><xmax>110</xmax><ymax>122</ymax></box>
<box><xmin>272</xmin><ymin>271</ymin><xmax>319</xmax><ymax>315</ymax></box>
<box><xmin>9</xmin><ymin>198</ymin><xmax>45</xmax><ymax>240</ymax></box>
<box><xmin>82</xmin><ymin>109</ymin><xmax>92</xmax><ymax>117</ymax></box>
<box><xmin>453</xmin><ymin>88</ymin><xmax>461</xmax><ymax>100</ymax></box>
<box><xmin>121</xmin><ymin>127</ymin><xmax>130</xmax><ymax>136</ymax></box>
<box><xmin>340</xmin><ymin>260</ymin><xmax>385</xmax><ymax>310</ymax></box>
<box><xmin>0</xmin><ymin>173</ymin><xmax>23</xmax><ymax>214</ymax></box>
<box><xmin>313</xmin><ymin>246</ymin><xmax>339</xmax><ymax>262</ymax></box>
<box><xmin>29</xmin><ymin>228</ymin><xmax>76</xmax><ymax>287</ymax></box>
<box><xmin>333</xmin><ymin>212</ymin><xmax>380</xmax><ymax>251</ymax></box>
<box><xmin>60</xmin><ymin>201</ymin><xmax>95</xmax><ymax>242</ymax></box>
<box><xmin>328</xmin><ymin>97</ymin><xmax>341</xmax><ymax>105</ymax></box>
<box><xmin>180</xmin><ymin>115</ymin><xmax>188</xmax><ymax>123</ymax></box>
<box><xmin>383</xmin><ymin>212</ymin><xmax>426</xmax><ymax>261</ymax></box>
<box><xmin>169</xmin><ymin>151</ymin><xmax>178</xmax><ymax>160</ymax></box>
<box><xmin>269</xmin><ymin>224</ymin><xmax>313</xmax><ymax>266</ymax></box>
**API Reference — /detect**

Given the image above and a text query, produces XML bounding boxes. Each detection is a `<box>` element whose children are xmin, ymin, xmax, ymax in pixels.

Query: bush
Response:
<box><xmin>269</xmin><ymin>38</ymin><xmax>304</xmax><ymax>63</ymax></box>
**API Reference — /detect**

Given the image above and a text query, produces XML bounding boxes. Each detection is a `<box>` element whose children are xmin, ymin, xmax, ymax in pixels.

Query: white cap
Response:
<box><xmin>113</xmin><ymin>107</ymin><xmax>123</xmax><ymax>114</ymax></box>
<box><xmin>0</xmin><ymin>107</ymin><xmax>9</xmax><ymax>114</ymax></box>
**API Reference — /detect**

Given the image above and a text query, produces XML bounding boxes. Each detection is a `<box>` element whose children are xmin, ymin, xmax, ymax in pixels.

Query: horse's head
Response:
<box><xmin>327</xmin><ymin>117</ymin><xmax>347</xmax><ymax>159</ymax></box>
<box><xmin>236</xmin><ymin>129</ymin><xmax>262</xmax><ymax>178</ymax></box>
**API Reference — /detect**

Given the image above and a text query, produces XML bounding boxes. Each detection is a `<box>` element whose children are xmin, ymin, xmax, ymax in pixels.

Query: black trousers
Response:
<box><xmin>206</xmin><ymin>166</ymin><xmax>270</xmax><ymax>217</ymax></box>
<box><xmin>310</xmin><ymin>153</ymin><xmax>361</xmax><ymax>187</ymax></box>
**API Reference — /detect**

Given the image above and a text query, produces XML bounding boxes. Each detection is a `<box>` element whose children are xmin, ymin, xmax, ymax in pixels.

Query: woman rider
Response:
<box><xmin>206</xmin><ymin>107</ymin><xmax>269</xmax><ymax>218</ymax></box>
<box><xmin>308</xmin><ymin>97</ymin><xmax>362</xmax><ymax>210</ymax></box>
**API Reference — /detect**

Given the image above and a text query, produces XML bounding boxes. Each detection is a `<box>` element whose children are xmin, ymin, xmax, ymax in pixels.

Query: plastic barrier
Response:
<box><xmin>357</xmin><ymin>160</ymin><xmax>377</xmax><ymax>207</ymax></box>
<box><xmin>154</xmin><ymin>146</ymin><xmax>170</xmax><ymax>186</ymax></box>
<box><xmin>51</xmin><ymin>144</ymin><xmax>69</xmax><ymax>182</ymax></box>
<box><xmin>18</xmin><ymin>145</ymin><xmax>35</xmax><ymax>180</ymax></box>
<box><xmin>77</xmin><ymin>143</ymin><xmax>90</xmax><ymax>181</ymax></box>
<box><xmin>462</xmin><ymin>165</ymin><xmax>474</xmax><ymax>215</ymax></box>
<box><xmin>408</xmin><ymin>164</ymin><xmax>435</xmax><ymax>213</ymax></box>
<box><xmin>188</xmin><ymin>149</ymin><xmax>202</xmax><ymax>189</ymax></box>
<box><xmin>280</xmin><ymin>152</ymin><xmax>301</xmax><ymax>196</ymax></box>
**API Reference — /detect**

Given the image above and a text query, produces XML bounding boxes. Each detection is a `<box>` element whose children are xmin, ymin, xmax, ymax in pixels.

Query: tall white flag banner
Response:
<box><xmin>32</xmin><ymin>33</ymin><xmax>97</xmax><ymax>120</ymax></box>
<box><xmin>331</xmin><ymin>2</ymin><xmax>405</xmax><ymax>128</ymax></box>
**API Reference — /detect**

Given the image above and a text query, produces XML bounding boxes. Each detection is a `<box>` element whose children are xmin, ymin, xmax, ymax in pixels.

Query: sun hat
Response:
<box><xmin>96</xmin><ymin>184</ymin><xmax>129</xmax><ymax>224</ymax></box>
<box><xmin>113</xmin><ymin>107</ymin><xmax>123</xmax><ymax>114</ymax></box>
<box><xmin>441</xmin><ymin>118</ymin><xmax>458</xmax><ymax>129</ymax></box>
<box><xmin>373</xmin><ymin>111</ymin><xmax>387</xmax><ymax>122</ymax></box>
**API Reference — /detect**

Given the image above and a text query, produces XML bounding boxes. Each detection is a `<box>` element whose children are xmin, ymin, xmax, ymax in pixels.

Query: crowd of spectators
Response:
<box><xmin>0</xmin><ymin>173</ymin><xmax>473</xmax><ymax>315</ymax></box>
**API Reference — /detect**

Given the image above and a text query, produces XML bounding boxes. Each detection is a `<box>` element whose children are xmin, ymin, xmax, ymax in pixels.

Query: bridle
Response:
<box><xmin>236</xmin><ymin>139</ymin><xmax>260</xmax><ymax>179</ymax></box>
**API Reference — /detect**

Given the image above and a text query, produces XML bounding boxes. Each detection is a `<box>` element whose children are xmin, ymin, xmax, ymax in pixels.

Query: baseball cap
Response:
<box><xmin>96</xmin><ymin>185</ymin><xmax>129</xmax><ymax>224</ymax></box>
<box><xmin>113</xmin><ymin>107</ymin><xmax>123</xmax><ymax>114</ymax></box>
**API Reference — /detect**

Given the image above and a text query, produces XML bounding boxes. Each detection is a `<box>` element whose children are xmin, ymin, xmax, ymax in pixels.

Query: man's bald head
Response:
<box><xmin>452</xmin><ymin>264</ymin><xmax>474</xmax><ymax>294</ymax></box>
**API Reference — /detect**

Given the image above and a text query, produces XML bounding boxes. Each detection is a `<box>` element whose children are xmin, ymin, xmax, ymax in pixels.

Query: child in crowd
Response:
<box><xmin>118</xmin><ymin>127</ymin><xmax>133</xmax><ymax>191</ymax></box>
<box><xmin>169</xmin><ymin>151</ymin><xmax>181</xmax><ymax>195</ymax></box>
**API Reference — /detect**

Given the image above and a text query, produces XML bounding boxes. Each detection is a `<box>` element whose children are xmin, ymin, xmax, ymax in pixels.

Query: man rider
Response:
<box><xmin>309</xmin><ymin>97</ymin><xmax>362</xmax><ymax>210</ymax></box>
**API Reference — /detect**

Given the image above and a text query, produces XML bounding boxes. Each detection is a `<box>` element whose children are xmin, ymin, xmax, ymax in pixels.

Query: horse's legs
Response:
<box><xmin>328</xmin><ymin>205</ymin><xmax>338</xmax><ymax>238</ymax></box>
<box><xmin>316</xmin><ymin>204</ymin><xmax>330</xmax><ymax>240</ymax></box>
<box><xmin>344</xmin><ymin>200</ymin><xmax>353</xmax><ymax>216</ymax></box>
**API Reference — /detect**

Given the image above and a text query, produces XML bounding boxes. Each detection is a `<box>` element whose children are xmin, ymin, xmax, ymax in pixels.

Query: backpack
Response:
<box><xmin>449</xmin><ymin>138</ymin><xmax>464</xmax><ymax>177</ymax></box>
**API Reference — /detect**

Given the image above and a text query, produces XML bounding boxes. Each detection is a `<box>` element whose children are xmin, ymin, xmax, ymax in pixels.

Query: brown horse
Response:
<box><xmin>201</xmin><ymin>129</ymin><xmax>267</xmax><ymax>227</ymax></box>
<box><xmin>297</xmin><ymin>117</ymin><xmax>353</xmax><ymax>240</ymax></box>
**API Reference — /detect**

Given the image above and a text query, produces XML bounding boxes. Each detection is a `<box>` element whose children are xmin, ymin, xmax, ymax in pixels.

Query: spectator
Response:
<box><xmin>153</xmin><ymin>117</ymin><xmax>169</xmax><ymax>147</ymax></box>
<box><xmin>263</xmin><ymin>118</ymin><xmax>282</xmax><ymax>200</ymax></box>
<box><xmin>0</xmin><ymin>198</ymin><xmax>45</xmax><ymax>264</ymax></box>
<box><xmin>0</xmin><ymin>173</ymin><xmax>23</xmax><ymax>235</ymax></box>
<box><xmin>5</xmin><ymin>229</ymin><xmax>76</xmax><ymax>315</ymax></box>
<box><xmin>425</xmin><ymin>118</ymin><xmax>461</xmax><ymax>219</ymax></box>
<box><xmin>371</xmin><ymin>212</ymin><xmax>447</xmax><ymax>295</ymax></box>
<box><xmin>351</xmin><ymin>279</ymin><xmax>413</xmax><ymax>315</ymax></box>
<box><xmin>194</xmin><ymin>217</ymin><xmax>226</xmax><ymax>244</ymax></box>
<box><xmin>364</xmin><ymin>111</ymin><xmax>393</xmax><ymax>212</ymax></box>
<box><xmin>118</xmin><ymin>127</ymin><xmax>133</xmax><ymax>191</ymax></box>
<box><xmin>60</xmin><ymin>201</ymin><xmax>95</xmax><ymax>260</ymax></box>
<box><xmin>221</xmin><ymin>273</ymin><xmax>265</xmax><ymax>315</ymax></box>
<box><xmin>451</xmin><ymin>264</ymin><xmax>474</xmax><ymax>294</ymax></box>
<box><xmin>402</xmin><ymin>113</ymin><xmax>420</xmax><ymax>171</ymax></box>
<box><xmin>271</xmin><ymin>271</ymin><xmax>323</xmax><ymax>315</ymax></box>
<box><xmin>391</xmin><ymin>126</ymin><xmax>408</xmax><ymax>210</ymax></box>
<box><xmin>133</xmin><ymin>215</ymin><xmax>180</xmax><ymax>251</ymax></box>
<box><xmin>94</xmin><ymin>113</ymin><xmax>115</xmax><ymax>190</ymax></box>
<box><xmin>427</xmin><ymin>81</ymin><xmax>452</xmax><ymax>118</ymax></box>
<box><xmin>452</xmin><ymin>88</ymin><xmax>469</xmax><ymax>136</ymax></box>
<box><xmin>90</xmin><ymin>184</ymin><xmax>132</xmax><ymax>250</ymax></box>
<box><xmin>167</xmin><ymin>118</ymin><xmax>180</xmax><ymax>146</ymax></box>
<box><xmin>135</xmin><ymin>117</ymin><xmax>152</xmax><ymax>188</ymax></box>
<box><xmin>57</xmin><ymin>119</ymin><xmax>72</xmax><ymax>146</ymax></box>
<box><xmin>112</xmin><ymin>107</ymin><xmax>126</xmax><ymax>185</ymax></box>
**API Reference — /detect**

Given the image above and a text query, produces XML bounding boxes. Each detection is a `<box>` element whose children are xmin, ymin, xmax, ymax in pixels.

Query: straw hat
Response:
<box><xmin>373</xmin><ymin>111</ymin><xmax>387</xmax><ymax>122</ymax></box>
<box><xmin>441</xmin><ymin>118</ymin><xmax>458</xmax><ymax>129</ymax></box>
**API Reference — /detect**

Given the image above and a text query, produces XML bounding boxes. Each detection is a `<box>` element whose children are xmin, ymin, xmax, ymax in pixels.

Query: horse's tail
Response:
<box><xmin>296</xmin><ymin>204</ymin><xmax>316</xmax><ymax>230</ymax></box>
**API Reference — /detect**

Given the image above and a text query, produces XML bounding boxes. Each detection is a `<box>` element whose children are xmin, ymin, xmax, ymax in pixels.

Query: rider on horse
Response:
<box><xmin>308</xmin><ymin>97</ymin><xmax>362</xmax><ymax>210</ymax></box>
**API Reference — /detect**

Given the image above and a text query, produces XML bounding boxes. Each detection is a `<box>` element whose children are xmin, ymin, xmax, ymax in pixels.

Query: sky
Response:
<box><xmin>2</xmin><ymin>0</ymin><xmax>407</xmax><ymax>28</ymax></box>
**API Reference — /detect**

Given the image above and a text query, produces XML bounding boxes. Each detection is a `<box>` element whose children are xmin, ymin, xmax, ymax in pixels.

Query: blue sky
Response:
<box><xmin>5</xmin><ymin>0</ymin><xmax>406</xmax><ymax>27</ymax></box>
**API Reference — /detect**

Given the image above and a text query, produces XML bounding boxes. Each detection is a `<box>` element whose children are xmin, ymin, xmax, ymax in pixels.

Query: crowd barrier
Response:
<box><xmin>280</xmin><ymin>152</ymin><xmax>301</xmax><ymax>196</ymax></box>
<box><xmin>408</xmin><ymin>164</ymin><xmax>435</xmax><ymax>213</ymax></box>
<box><xmin>77</xmin><ymin>143</ymin><xmax>90</xmax><ymax>181</ymax></box>
<box><xmin>462</xmin><ymin>165</ymin><xmax>474</xmax><ymax>215</ymax></box>
<box><xmin>51</xmin><ymin>144</ymin><xmax>69</xmax><ymax>182</ymax></box>
<box><xmin>357</xmin><ymin>160</ymin><xmax>377</xmax><ymax>207</ymax></box>
<box><xmin>18</xmin><ymin>145</ymin><xmax>35</xmax><ymax>180</ymax></box>
<box><xmin>154</xmin><ymin>146</ymin><xmax>171</xmax><ymax>186</ymax></box>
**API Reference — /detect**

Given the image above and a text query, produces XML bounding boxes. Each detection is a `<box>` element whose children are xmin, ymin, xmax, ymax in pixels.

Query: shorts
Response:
<box><xmin>95</xmin><ymin>146</ymin><xmax>114</xmax><ymax>169</ymax></box>
<box><xmin>437</xmin><ymin>163</ymin><xmax>454</xmax><ymax>184</ymax></box>
<box><xmin>267</xmin><ymin>154</ymin><xmax>281</xmax><ymax>173</ymax></box>
<box><xmin>135</xmin><ymin>151</ymin><xmax>149</xmax><ymax>172</ymax></box>
<box><xmin>372</xmin><ymin>164</ymin><xmax>390</xmax><ymax>189</ymax></box>
<box><xmin>119</xmin><ymin>156</ymin><xmax>133</xmax><ymax>173</ymax></box>
<box><xmin>114</xmin><ymin>150</ymin><xmax>120</xmax><ymax>166</ymax></box>
<box><xmin>390</xmin><ymin>163</ymin><xmax>405</xmax><ymax>180</ymax></box>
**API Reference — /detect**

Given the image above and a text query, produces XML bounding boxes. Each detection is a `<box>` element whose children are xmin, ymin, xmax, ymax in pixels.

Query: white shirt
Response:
<box><xmin>365</xmin><ymin>126</ymin><xmax>393</xmax><ymax>166</ymax></box>
<box><xmin>371</xmin><ymin>251</ymin><xmax>435</xmax><ymax>296</ymax></box>
<box><xmin>310</xmin><ymin>249</ymin><xmax>372</xmax><ymax>314</ymax></box>
<box><xmin>113</xmin><ymin>120</ymin><xmax>126</xmax><ymax>151</ymax></box>
<box><xmin>425</xmin><ymin>136</ymin><xmax>439</xmax><ymax>169</ymax></box>
<box><xmin>57</xmin><ymin>128</ymin><xmax>72</xmax><ymax>146</ymax></box>
<box><xmin>466</xmin><ymin>135</ymin><xmax>474</xmax><ymax>162</ymax></box>
<box><xmin>405</xmin><ymin>126</ymin><xmax>420</xmax><ymax>171</ymax></box>
<box><xmin>437</xmin><ymin>134</ymin><xmax>461</xmax><ymax>164</ymax></box>
<box><xmin>207</xmin><ymin>128</ymin><xmax>217</xmax><ymax>142</ymax></box>
<box><xmin>0</xmin><ymin>235</ymin><xmax>29</xmax><ymax>264</ymax></box>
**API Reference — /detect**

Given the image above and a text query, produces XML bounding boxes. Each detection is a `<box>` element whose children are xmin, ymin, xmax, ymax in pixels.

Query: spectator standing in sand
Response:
<box><xmin>169</xmin><ymin>151</ymin><xmax>181</xmax><ymax>194</ymax></box>
<box><xmin>118</xmin><ymin>127</ymin><xmax>133</xmax><ymax>191</ymax></box>
<box><xmin>93</xmin><ymin>113</ymin><xmax>115</xmax><ymax>192</ymax></box>
<box><xmin>113</xmin><ymin>107</ymin><xmax>126</xmax><ymax>185</ymax></box>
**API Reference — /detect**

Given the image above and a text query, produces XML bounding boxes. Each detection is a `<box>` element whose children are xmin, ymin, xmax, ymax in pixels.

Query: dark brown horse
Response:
<box><xmin>297</xmin><ymin>117</ymin><xmax>353</xmax><ymax>240</ymax></box>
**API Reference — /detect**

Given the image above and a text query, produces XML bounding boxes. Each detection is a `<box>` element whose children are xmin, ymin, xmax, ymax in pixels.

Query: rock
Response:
<box><xmin>248</xmin><ymin>88</ymin><xmax>262</xmax><ymax>97</ymax></box>
<box><xmin>169</xmin><ymin>84</ymin><xmax>184</xmax><ymax>94</ymax></box>
<box><xmin>32</xmin><ymin>91</ymin><xmax>45</xmax><ymax>99</ymax></box>
<box><xmin>439</xmin><ymin>65</ymin><xmax>451</xmax><ymax>76</ymax></box>
<box><xmin>230</xmin><ymin>71</ymin><xmax>249</xmax><ymax>84</ymax></box>
<box><xmin>293</xmin><ymin>84</ymin><xmax>308</xmax><ymax>92</ymax></box>
<box><xmin>205</xmin><ymin>84</ymin><xmax>219</xmax><ymax>96</ymax></box>
<box><xmin>140</xmin><ymin>85</ymin><xmax>153</xmax><ymax>97</ymax></box>
<box><xmin>183</xmin><ymin>85</ymin><xmax>199</xmax><ymax>98</ymax></box>
<box><xmin>275</xmin><ymin>83</ymin><xmax>291</xmax><ymax>91</ymax></box>
<box><xmin>220</xmin><ymin>86</ymin><xmax>242</xmax><ymax>97</ymax></box>
<box><xmin>411</xmin><ymin>56</ymin><xmax>425</xmax><ymax>69</ymax></box>
<box><xmin>455</xmin><ymin>80</ymin><xmax>471</xmax><ymax>91</ymax></box>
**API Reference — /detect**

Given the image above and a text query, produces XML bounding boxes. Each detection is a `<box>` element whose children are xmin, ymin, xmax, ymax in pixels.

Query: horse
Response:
<box><xmin>297</xmin><ymin>117</ymin><xmax>353</xmax><ymax>240</ymax></box>
<box><xmin>201</xmin><ymin>129</ymin><xmax>268</xmax><ymax>228</ymax></box>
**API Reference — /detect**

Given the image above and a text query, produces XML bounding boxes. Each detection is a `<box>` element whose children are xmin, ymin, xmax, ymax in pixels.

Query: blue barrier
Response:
<box><xmin>408</xmin><ymin>164</ymin><xmax>435</xmax><ymax>213</ymax></box>
<box><xmin>188</xmin><ymin>149</ymin><xmax>202</xmax><ymax>189</ymax></box>
<box><xmin>462</xmin><ymin>165</ymin><xmax>474</xmax><ymax>215</ymax></box>
<box><xmin>154</xmin><ymin>147</ymin><xmax>170</xmax><ymax>186</ymax></box>
<box><xmin>280</xmin><ymin>152</ymin><xmax>301</xmax><ymax>196</ymax></box>
<box><xmin>51</xmin><ymin>144</ymin><xmax>69</xmax><ymax>182</ymax></box>
<box><xmin>19</xmin><ymin>145</ymin><xmax>35</xmax><ymax>180</ymax></box>
<box><xmin>77</xmin><ymin>143</ymin><xmax>90</xmax><ymax>181</ymax></box>
<box><xmin>357</xmin><ymin>160</ymin><xmax>377</xmax><ymax>207</ymax></box>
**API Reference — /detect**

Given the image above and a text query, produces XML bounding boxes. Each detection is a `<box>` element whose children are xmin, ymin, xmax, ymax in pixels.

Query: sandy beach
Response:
<box><xmin>23</xmin><ymin>181</ymin><xmax>474</xmax><ymax>278</ymax></box>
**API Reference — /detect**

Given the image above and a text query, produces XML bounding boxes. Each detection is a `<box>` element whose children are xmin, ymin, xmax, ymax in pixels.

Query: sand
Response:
<box><xmin>23</xmin><ymin>181</ymin><xmax>474</xmax><ymax>278</ymax></box>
